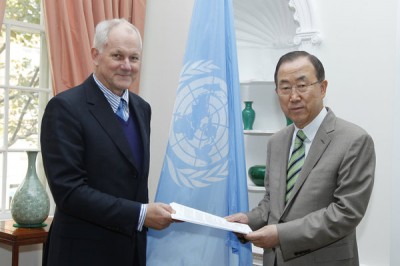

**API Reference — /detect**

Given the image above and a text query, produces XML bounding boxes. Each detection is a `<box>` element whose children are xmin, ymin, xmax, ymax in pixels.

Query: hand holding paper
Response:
<box><xmin>170</xmin><ymin>202</ymin><xmax>252</xmax><ymax>234</ymax></box>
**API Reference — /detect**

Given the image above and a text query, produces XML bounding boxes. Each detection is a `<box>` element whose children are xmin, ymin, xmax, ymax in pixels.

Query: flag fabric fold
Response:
<box><xmin>147</xmin><ymin>0</ymin><xmax>252</xmax><ymax>265</ymax></box>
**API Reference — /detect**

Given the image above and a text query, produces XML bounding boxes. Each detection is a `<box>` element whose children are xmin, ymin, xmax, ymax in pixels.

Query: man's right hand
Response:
<box><xmin>144</xmin><ymin>202</ymin><xmax>175</xmax><ymax>230</ymax></box>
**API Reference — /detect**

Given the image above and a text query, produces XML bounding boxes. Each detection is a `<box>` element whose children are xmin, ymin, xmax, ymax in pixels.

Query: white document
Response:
<box><xmin>170</xmin><ymin>202</ymin><xmax>252</xmax><ymax>234</ymax></box>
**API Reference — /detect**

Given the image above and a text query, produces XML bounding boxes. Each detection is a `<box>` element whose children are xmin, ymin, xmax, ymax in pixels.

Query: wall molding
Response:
<box><xmin>289</xmin><ymin>0</ymin><xmax>322</xmax><ymax>47</ymax></box>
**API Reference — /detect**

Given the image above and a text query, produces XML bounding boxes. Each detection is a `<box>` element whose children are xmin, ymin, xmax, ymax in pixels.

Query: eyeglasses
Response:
<box><xmin>276</xmin><ymin>81</ymin><xmax>321</xmax><ymax>96</ymax></box>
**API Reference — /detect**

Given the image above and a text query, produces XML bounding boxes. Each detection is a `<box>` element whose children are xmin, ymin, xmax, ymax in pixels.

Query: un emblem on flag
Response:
<box><xmin>165</xmin><ymin>61</ymin><xmax>229</xmax><ymax>188</ymax></box>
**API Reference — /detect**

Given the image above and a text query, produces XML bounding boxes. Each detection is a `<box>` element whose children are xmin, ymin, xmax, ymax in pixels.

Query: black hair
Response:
<box><xmin>274</xmin><ymin>51</ymin><xmax>325</xmax><ymax>86</ymax></box>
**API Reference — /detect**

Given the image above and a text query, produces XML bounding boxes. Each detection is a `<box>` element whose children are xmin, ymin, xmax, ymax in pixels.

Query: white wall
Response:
<box><xmin>141</xmin><ymin>1</ymin><xmax>399</xmax><ymax>266</ymax></box>
<box><xmin>140</xmin><ymin>0</ymin><xmax>195</xmax><ymax>200</ymax></box>
<box><xmin>312</xmin><ymin>1</ymin><xmax>396</xmax><ymax>265</ymax></box>
<box><xmin>392</xmin><ymin>1</ymin><xmax>400</xmax><ymax>265</ymax></box>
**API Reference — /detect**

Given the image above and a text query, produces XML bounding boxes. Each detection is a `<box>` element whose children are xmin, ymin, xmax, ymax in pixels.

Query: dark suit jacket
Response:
<box><xmin>40</xmin><ymin>75</ymin><xmax>151</xmax><ymax>266</ymax></box>
<box><xmin>247</xmin><ymin>108</ymin><xmax>375</xmax><ymax>266</ymax></box>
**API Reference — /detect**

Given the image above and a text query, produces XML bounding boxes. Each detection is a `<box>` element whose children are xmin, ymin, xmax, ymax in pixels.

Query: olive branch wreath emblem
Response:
<box><xmin>166</xmin><ymin>60</ymin><xmax>229</xmax><ymax>188</ymax></box>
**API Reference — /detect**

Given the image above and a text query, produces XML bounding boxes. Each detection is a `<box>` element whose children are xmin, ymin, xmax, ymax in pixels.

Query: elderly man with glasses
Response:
<box><xmin>227</xmin><ymin>51</ymin><xmax>375</xmax><ymax>266</ymax></box>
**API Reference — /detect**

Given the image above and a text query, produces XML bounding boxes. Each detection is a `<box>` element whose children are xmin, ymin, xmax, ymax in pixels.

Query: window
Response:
<box><xmin>0</xmin><ymin>0</ymin><xmax>51</xmax><ymax>220</ymax></box>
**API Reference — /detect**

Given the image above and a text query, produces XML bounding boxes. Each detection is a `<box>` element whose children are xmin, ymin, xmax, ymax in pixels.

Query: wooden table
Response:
<box><xmin>0</xmin><ymin>218</ymin><xmax>52</xmax><ymax>266</ymax></box>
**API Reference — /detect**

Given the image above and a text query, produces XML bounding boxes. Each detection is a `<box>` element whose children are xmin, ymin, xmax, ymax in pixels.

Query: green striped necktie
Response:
<box><xmin>286</xmin><ymin>130</ymin><xmax>306</xmax><ymax>203</ymax></box>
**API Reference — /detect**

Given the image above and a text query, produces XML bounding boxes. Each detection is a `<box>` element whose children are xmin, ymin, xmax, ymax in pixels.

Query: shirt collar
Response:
<box><xmin>293</xmin><ymin>107</ymin><xmax>328</xmax><ymax>143</ymax></box>
<box><xmin>93</xmin><ymin>73</ymin><xmax>129</xmax><ymax>113</ymax></box>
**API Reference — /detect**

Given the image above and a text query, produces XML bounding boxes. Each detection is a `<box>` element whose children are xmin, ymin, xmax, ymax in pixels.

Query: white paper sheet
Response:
<box><xmin>170</xmin><ymin>202</ymin><xmax>252</xmax><ymax>234</ymax></box>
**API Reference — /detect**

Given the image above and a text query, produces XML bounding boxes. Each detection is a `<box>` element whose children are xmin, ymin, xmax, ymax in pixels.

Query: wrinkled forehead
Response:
<box><xmin>102</xmin><ymin>23</ymin><xmax>142</xmax><ymax>51</ymax></box>
<box><xmin>277</xmin><ymin>58</ymin><xmax>316</xmax><ymax>82</ymax></box>
<box><xmin>104</xmin><ymin>29</ymin><xmax>141</xmax><ymax>51</ymax></box>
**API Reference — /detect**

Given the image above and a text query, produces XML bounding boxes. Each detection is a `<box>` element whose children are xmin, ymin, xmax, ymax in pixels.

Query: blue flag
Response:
<box><xmin>147</xmin><ymin>0</ymin><xmax>252</xmax><ymax>265</ymax></box>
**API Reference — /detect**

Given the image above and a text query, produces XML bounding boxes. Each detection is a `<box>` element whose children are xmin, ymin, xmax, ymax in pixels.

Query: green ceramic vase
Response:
<box><xmin>242</xmin><ymin>101</ymin><xmax>255</xmax><ymax>130</ymax></box>
<box><xmin>11</xmin><ymin>151</ymin><xmax>50</xmax><ymax>227</ymax></box>
<box><xmin>248</xmin><ymin>165</ymin><xmax>266</xmax><ymax>186</ymax></box>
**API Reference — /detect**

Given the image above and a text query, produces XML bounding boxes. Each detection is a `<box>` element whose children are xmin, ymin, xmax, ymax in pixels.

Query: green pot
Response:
<box><xmin>248</xmin><ymin>165</ymin><xmax>266</xmax><ymax>186</ymax></box>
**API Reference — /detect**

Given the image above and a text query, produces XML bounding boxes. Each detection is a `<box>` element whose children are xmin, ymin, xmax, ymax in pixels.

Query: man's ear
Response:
<box><xmin>320</xmin><ymin>79</ymin><xmax>328</xmax><ymax>96</ymax></box>
<box><xmin>91</xmin><ymin>48</ymin><xmax>100</xmax><ymax>66</ymax></box>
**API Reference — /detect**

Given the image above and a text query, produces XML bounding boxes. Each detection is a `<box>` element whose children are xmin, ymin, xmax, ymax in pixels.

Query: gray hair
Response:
<box><xmin>93</xmin><ymin>18</ymin><xmax>142</xmax><ymax>52</ymax></box>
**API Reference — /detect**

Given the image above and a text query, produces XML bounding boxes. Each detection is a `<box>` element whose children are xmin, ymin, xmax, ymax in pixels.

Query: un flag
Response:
<box><xmin>147</xmin><ymin>0</ymin><xmax>252</xmax><ymax>265</ymax></box>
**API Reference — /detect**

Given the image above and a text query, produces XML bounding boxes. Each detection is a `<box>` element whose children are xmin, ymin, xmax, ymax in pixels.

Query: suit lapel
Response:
<box><xmin>283</xmin><ymin>109</ymin><xmax>336</xmax><ymax>211</ymax></box>
<box><xmin>277</xmin><ymin>127</ymin><xmax>294</xmax><ymax>215</ymax></box>
<box><xmin>84</xmin><ymin>77</ymin><xmax>138</xmax><ymax>170</ymax></box>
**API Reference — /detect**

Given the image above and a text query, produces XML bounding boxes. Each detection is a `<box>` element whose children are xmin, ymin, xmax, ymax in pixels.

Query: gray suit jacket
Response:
<box><xmin>247</xmin><ymin>108</ymin><xmax>375</xmax><ymax>266</ymax></box>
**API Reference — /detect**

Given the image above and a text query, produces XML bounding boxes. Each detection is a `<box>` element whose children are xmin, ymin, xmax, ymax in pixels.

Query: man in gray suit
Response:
<box><xmin>227</xmin><ymin>51</ymin><xmax>375</xmax><ymax>265</ymax></box>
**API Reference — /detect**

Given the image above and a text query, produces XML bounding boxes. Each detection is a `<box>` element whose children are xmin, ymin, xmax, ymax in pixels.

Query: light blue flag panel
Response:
<box><xmin>147</xmin><ymin>0</ymin><xmax>252</xmax><ymax>265</ymax></box>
